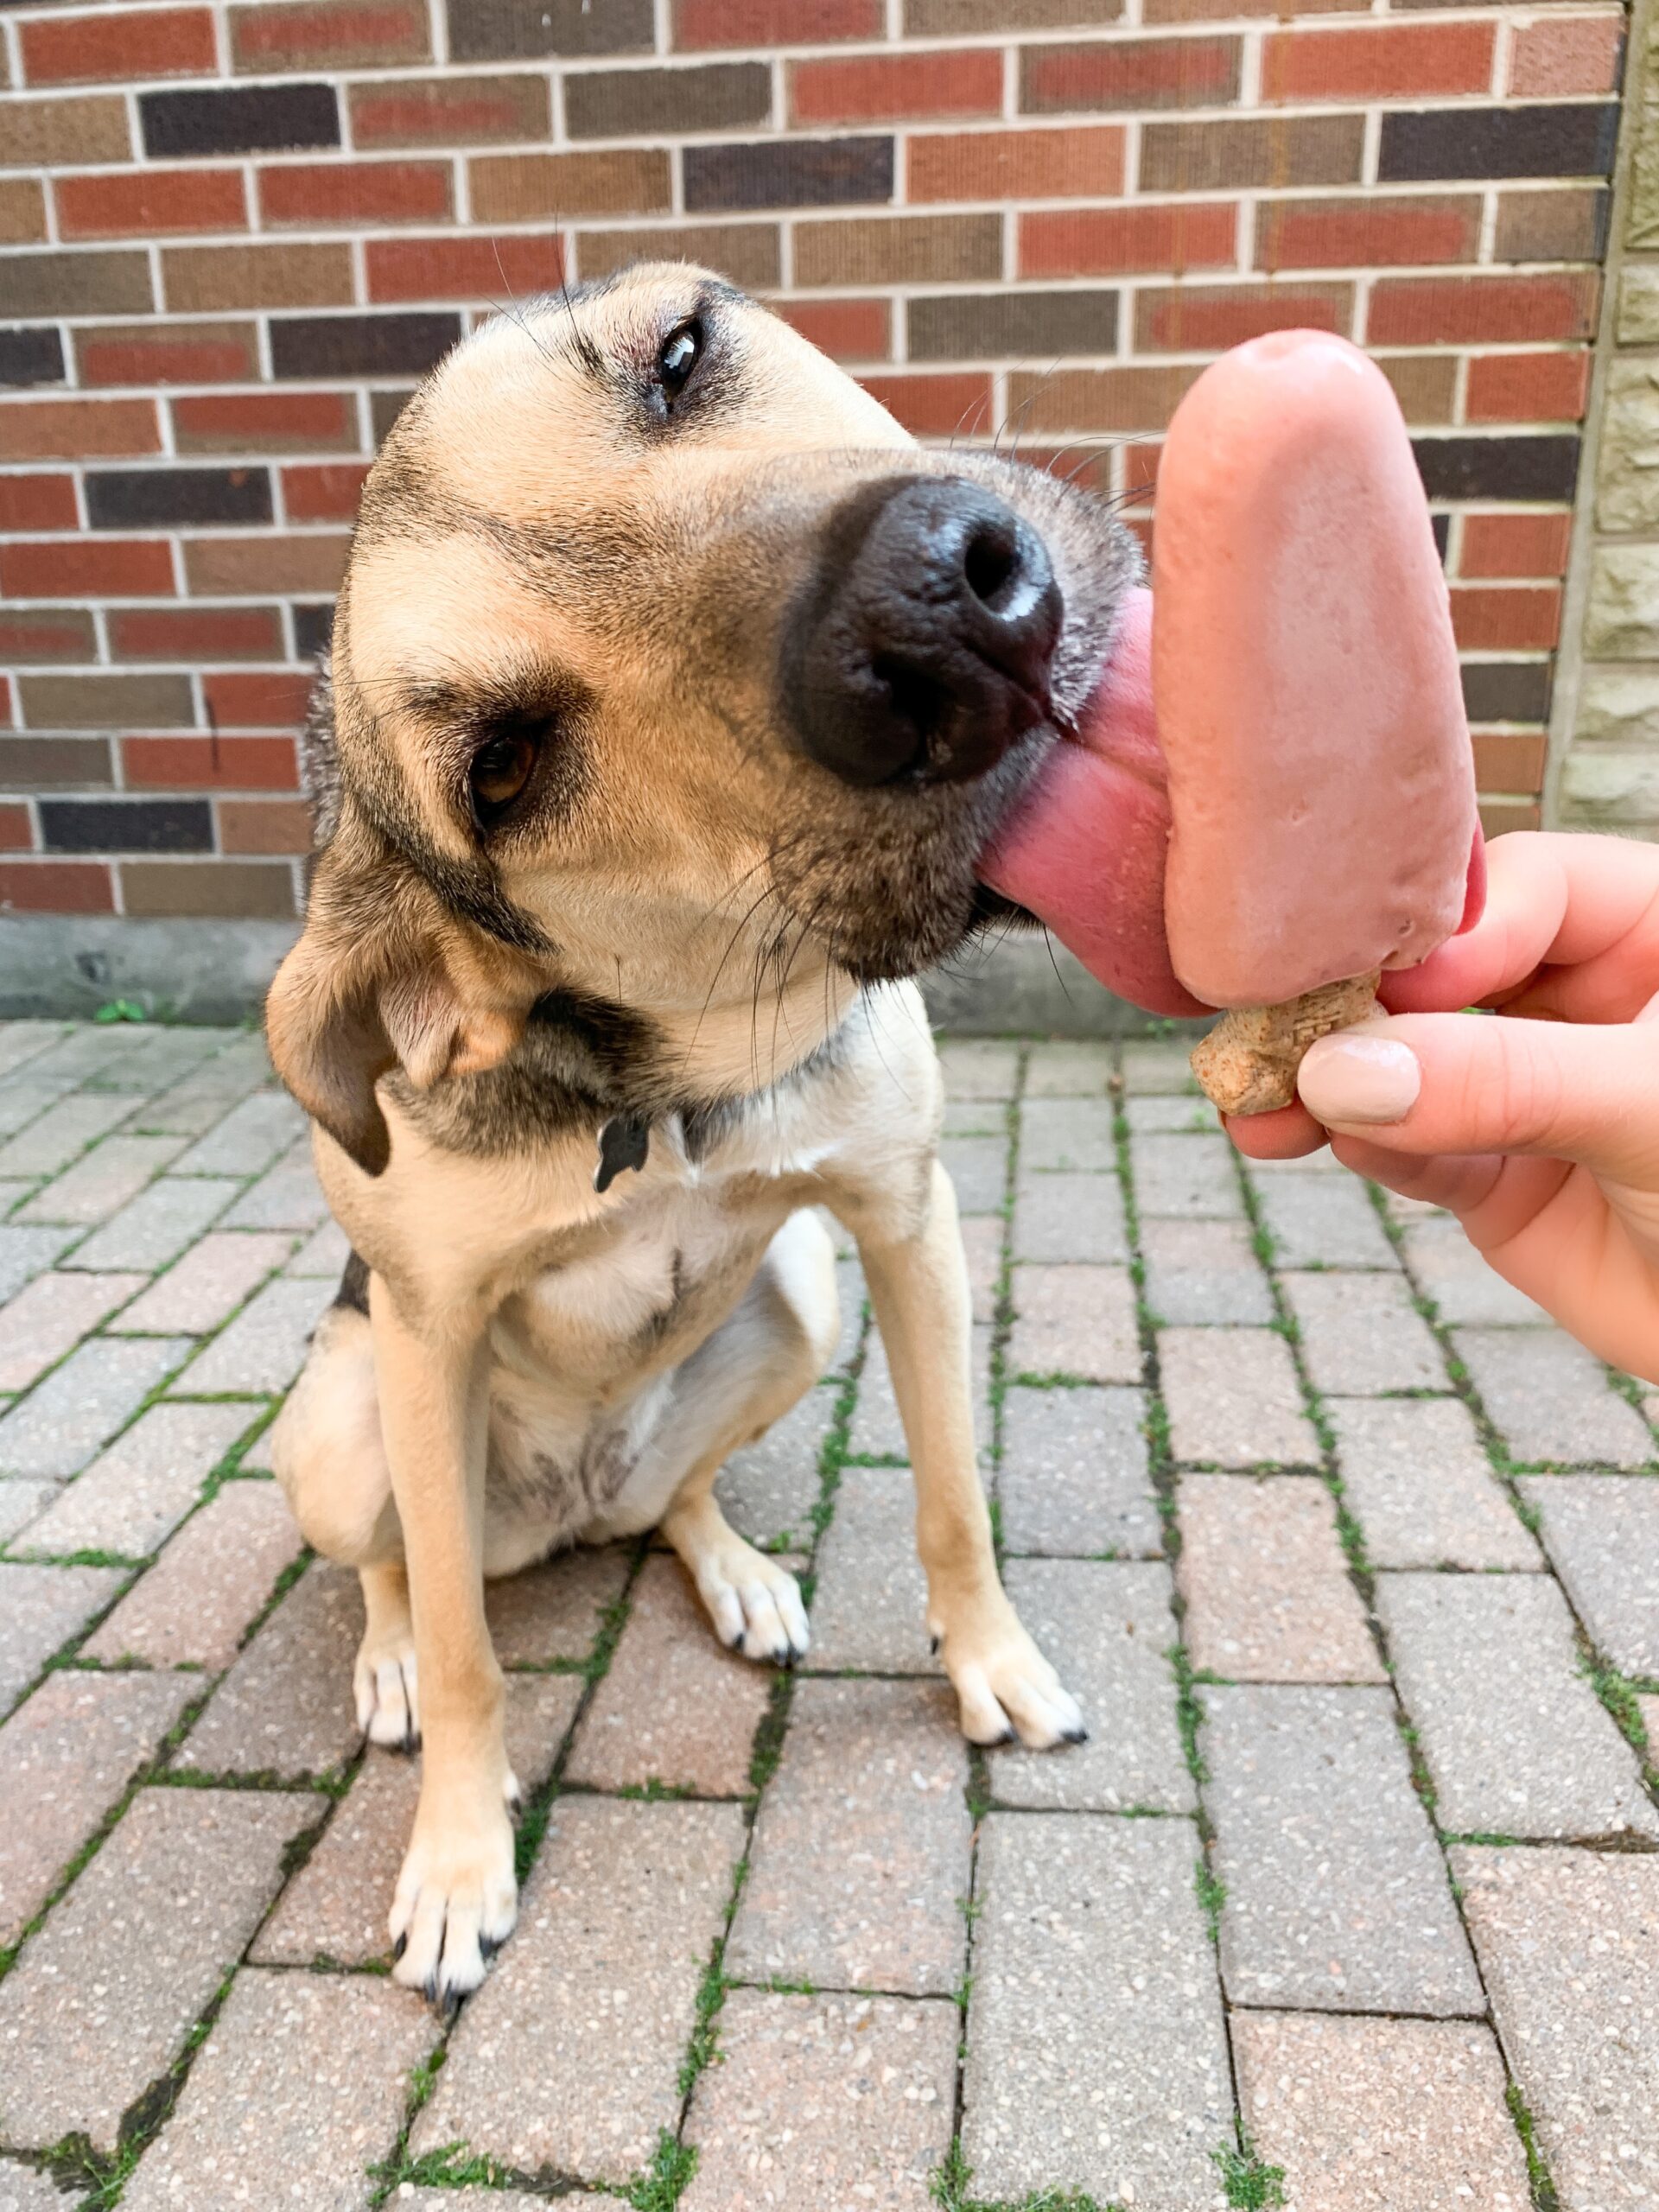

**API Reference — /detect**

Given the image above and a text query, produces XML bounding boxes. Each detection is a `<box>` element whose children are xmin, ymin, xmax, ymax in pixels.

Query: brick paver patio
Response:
<box><xmin>0</xmin><ymin>1015</ymin><xmax>1655</xmax><ymax>2211</ymax></box>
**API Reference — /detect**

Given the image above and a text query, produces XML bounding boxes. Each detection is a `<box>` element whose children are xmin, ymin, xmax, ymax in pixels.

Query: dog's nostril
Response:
<box><xmin>963</xmin><ymin>521</ymin><xmax>1020</xmax><ymax>612</ymax></box>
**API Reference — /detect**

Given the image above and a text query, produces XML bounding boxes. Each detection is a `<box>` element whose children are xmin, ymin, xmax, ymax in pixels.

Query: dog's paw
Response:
<box><xmin>690</xmin><ymin>1538</ymin><xmax>810</xmax><ymax>1666</ymax></box>
<box><xmin>354</xmin><ymin>1626</ymin><xmax>421</xmax><ymax>1751</ymax></box>
<box><xmin>390</xmin><ymin>1795</ymin><xmax>518</xmax><ymax>2005</ymax></box>
<box><xmin>935</xmin><ymin>1602</ymin><xmax>1085</xmax><ymax>1751</ymax></box>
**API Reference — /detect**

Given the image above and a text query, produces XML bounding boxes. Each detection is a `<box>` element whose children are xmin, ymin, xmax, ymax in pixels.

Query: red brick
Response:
<box><xmin>351</xmin><ymin>75</ymin><xmax>550</xmax><ymax>149</ymax></box>
<box><xmin>675</xmin><ymin>0</ymin><xmax>878</xmax><ymax>49</ymax></box>
<box><xmin>124</xmin><ymin>734</ymin><xmax>298</xmax><ymax>788</ymax></box>
<box><xmin>1257</xmin><ymin>194</ymin><xmax>1478</xmax><ymax>270</ymax></box>
<box><xmin>1024</xmin><ymin>36</ymin><xmax>1240</xmax><ymax>112</ymax></box>
<box><xmin>110</xmin><ymin>608</ymin><xmax>285</xmax><ymax>663</ymax></box>
<box><xmin>56</xmin><ymin>168</ymin><xmax>246</xmax><ymax>240</ymax></box>
<box><xmin>259</xmin><ymin>160</ymin><xmax>451</xmax><ymax>227</ymax></box>
<box><xmin>230</xmin><ymin>0</ymin><xmax>428</xmax><ymax>71</ymax></box>
<box><xmin>0</xmin><ymin>398</ymin><xmax>159</xmax><ymax>462</ymax></box>
<box><xmin>1472</xmin><ymin>732</ymin><xmax>1547</xmax><ymax>791</ymax></box>
<box><xmin>1465</xmin><ymin>350</ymin><xmax>1590</xmax><ymax>425</ymax></box>
<box><xmin>1450</xmin><ymin>586</ymin><xmax>1561</xmax><ymax>653</ymax></box>
<box><xmin>0</xmin><ymin>475</ymin><xmax>79</xmax><ymax>533</ymax></box>
<box><xmin>203</xmin><ymin>672</ymin><xmax>315</xmax><ymax>728</ymax></box>
<box><xmin>365</xmin><ymin>231</ymin><xmax>563</xmax><ymax>302</ymax></box>
<box><xmin>22</xmin><ymin>7</ymin><xmax>215</xmax><ymax>85</ymax></box>
<box><xmin>1459</xmin><ymin>512</ymin><xmax>1572</xmax><ymax>581</ymax></box>
<box><xmin>282</xmin><ymin>463</ymin><xmax>371</xmax><ymax>524</ymax></box>
<box><xmin>0</xmin><ymin>860</ymin><xmax>113</xmax><ymax>913</ymax></box>
<box><xmin>0</xmin><ymin>538</ymin><xmax>173</xmax><ymax>599</ymax></box>
<box><xmin>776</xmin><ymin>296</ymin><xmax>891</xmax><ymax>361</ymax></box>
<box><xmin>173</xmin><ymin>391</ymin><xmax>359</xmax><ymax>454</ymax></box>
<box><xmin>1136</xmin><ymin>282</ymin><xmax>1351</xmax><ymax>353</ymax></box>
<box><xmin>909</xmin><ymin>125</ymin><xmax>1124</xmax><ymax>204</ymax></box>
<box><xmin>1369</xmin><ymin>274</ymin><xmax>1599</xmax><ymax>346</ymax></box>
<box><xmin>1021</xmin><ymin>200</ymin><xmax>1235</xmax><ymax>277</ymax></box>
<box><xmin>0</xmin><ymin>805</ymin><xmax>32</xmax><ymax>851</ymax></box>
<box><xmin>1262</xmin><ymin>21</ymin><xmax>1496</xmax><ymax>102</ymax></box>
<box><xmin>76</xmin><ymin>323</ymin><xmax>259</xmax><ymax>387</ymax></box>
<box><xmin>0</xmin><ymin>676</ymin><xmax>11</xmax><ymax>728</ymax></box>
<box><xmin>1510</xmin><ymin>13</ymin><xmax>1623</xmax><ymax>98</ymax></box>
<box><xmin>791</xmin><ymin>48</ymin><xmax>1001</xmax><ymax>124</ymax></box>
<box><xmin>859</xmin><ymin>372</ymin><xmax>993</xmax><ymax>436</ymax></box>
<box><xmin>217</xmin><ymin>797</ymin><xmax>313</xmax><ymax>851</ymax></box>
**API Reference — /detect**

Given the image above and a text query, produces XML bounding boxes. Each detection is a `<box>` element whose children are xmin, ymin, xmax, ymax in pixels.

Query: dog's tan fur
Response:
<box><xmin>264</xmin><ymin>267</ymin><xmax>1135</xmax><ymax>2002</ymax></box>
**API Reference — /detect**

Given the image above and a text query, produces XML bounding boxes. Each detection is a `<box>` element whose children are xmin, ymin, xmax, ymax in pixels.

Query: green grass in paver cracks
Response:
<box><xmin>1211</xmin><ymin>2139</ymin><xmax>1287</xmax><ymax>2209</ymax></box>
<box><xmin>932</xmin><ymin>2137</ymin><xmax>1109</xmax><ymax>2211</ymax></box>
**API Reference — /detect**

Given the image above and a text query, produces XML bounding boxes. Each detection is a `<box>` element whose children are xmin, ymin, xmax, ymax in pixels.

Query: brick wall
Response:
<box><xmin>0</xmin><ymin>0</ymin><xmax>1630</xmax><ymax>928</ymax></box>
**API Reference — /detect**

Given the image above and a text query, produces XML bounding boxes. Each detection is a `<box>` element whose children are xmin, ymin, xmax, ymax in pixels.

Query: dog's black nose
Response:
<box><xmin>782</xmin><ymin>476</ymin><xmax>1063</xmax><ymax>787</ymax></box>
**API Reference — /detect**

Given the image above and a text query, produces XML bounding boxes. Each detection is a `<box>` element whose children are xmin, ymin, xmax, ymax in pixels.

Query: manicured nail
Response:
<box><xmin>1298</xmin><ymin>1032</ymin><xmax>1421</xmax><ymax>1125</ymax></box>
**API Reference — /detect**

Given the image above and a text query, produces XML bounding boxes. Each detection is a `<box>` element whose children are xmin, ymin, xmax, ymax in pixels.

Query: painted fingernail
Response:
<box><xmin>1297</xmin><ymin>1033</ymin><xmax>1421</xmax><ymax>1125</ymax></box>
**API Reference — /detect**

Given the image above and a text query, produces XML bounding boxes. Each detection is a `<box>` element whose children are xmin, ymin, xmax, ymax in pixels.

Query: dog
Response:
<box><xmin>264</xmin><ymin>264</ymin><xmax>1138</xmax><ymax>2005</ymax></box>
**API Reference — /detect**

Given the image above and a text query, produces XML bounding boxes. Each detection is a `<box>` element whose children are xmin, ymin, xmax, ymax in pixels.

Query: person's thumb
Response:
<box><xmin>1296</xmin><ymin>1010</ymin><xmax>1659</xmax><ymax>1184</ymax></box>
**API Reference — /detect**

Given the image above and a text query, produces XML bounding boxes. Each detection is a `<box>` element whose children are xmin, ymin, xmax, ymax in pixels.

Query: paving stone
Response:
<box><xmin>1330</xmin><ymin>1398</ymin><xmax>1541</xmax><ymax>1571</ymax></box>
<box><xmin>78</xmin><ymin>1027</ymin><xmax>221</xmax><ymax>1094</ymax></box>
<box><xmin>0</xmin><ymin>1092</ymin><xmax>134</xmax><ymax>1179</ymax></box>
<box><xmin>1453</xmin><ymin>1325</ymin><xmax>1654</xmax><ymax>1466</ymax></box>
<box><xmin>411</xmin><ymin>1796</ymin><xmax>744</xmax><ymax>2182</ymax></box>
<box><xmin>0</xmin><ymin>1482</ymin><xmax>54</xmax><ymax>1543</ymax></box>
<box><xmin>178</xmin><ymin>1560</ymin><xmax>362</xmax><ymax>1779</ymax></box>
<box><xmin>83</xmin><ymin>1480</ymin><xmax>302</xmax><ymax>1669</ymax></box>
<box><xmin>67</xmin><ymin>1173</ymin><xmax>238</xmax><ymax>1271</ymax></box>
<box><xmin>1124</xmin><ymin>1093</ymin><xmax>1221</xmax><ymax>1133</ymax></box>
<box><xmin>1179</xmin><ymin>1477</ymin><xmax>1383</xmax><ymax>1683</ymax></box>
<box><xmin>122</xmin><ymin>1967</ymin><xmax>435</xmax><ymax>2212</ymax></box>
<box><xmin>397</xmin><ymin>2197</ymin><xmax>626</xmax><ymax>2212</ymax></box>
<box><xmin>999</xmin><ymin>1383</ymin><xmax>1160</xmax><ymax>1558</ymax></box>
<box><xmin>1011</xmin><ymin>1168</ymin><xmax>1128</xmax><ymax>1262</ymax></box>
<box><xmin>1377</xmin><ymin>1572</ymin><xmax>1658</xmax><ymax>1840</ymax></box>
<box><xmin>0</xmin><ymin>2160</ymin><xmax>73</xmax><ymax>2210</ymax></box>
<box><xmin>1282</xmin><ymin>1269</ymin><xmax>1444</xmax><ymax>1395</ymax></box>
<box><xmin>683</xmin><ymin>1989</ymin><xmax>957</xmax><ymax>2212</ymax></box>
<box><xmin>1519</xmin><ymin>1473</ymin><xmax>1659</xmax><ymax>1676</ymax></box>
<box><xmin>11</xmin><ymin>1029</ymin><xmax>147</xmax><ymax>1087</ymax></box>
<box><xmin>1121</xmin><ymin>1037</ymin><xmax>1199</xmax><ymax>1093</ymax></box>
<box><xmin>990</xmin><ymin>1558</ymin><xmax>1194</xmax><ymax>1813</ymax></box>
<box><xmin>1452</xmin><ymin>1845</ymin><xmax>1659</xmax><ymax>2212</ymax></box>
<box><xmin>113</xmin><ymin>1230</ymin><xmax>294</xmax><ymax>1334</ymax></box>
<box><xmin>132</xmin><ymin>1067</ymin><xmax>268</xmax><ymax>1139</ymax></box>
<box><xmin>172</xmin><ymin>1273</ymin><xmax>334</xmax><ymax>1396</ymax></box>
<box><xmin>1141</xmin><ymin>1217</ymin><xmax>1274</xmax><ymax>1325</ymax></box>
<box><xmin>0</xmin><ymin>1561</ymin><xmax>124</xmax><ymax>1716</ymax></box>
<box><xmin>0</xmin><ymin>1669</ymin><xmax>194</xmax><ymax>1948</ymax></box>
<box><xmin>830</xmin><ymin>1252</ymin><xmax>865</xmax><ymax>1371</ymax></box>
<box><xmin>937</xmin><ymin>1039</ymin><xmax>1020</xmax><ymax>1098</ymax></box>
<box><xmin>1160</xmin><ymin>1327</ymin><xmax>1319</xmax><ymax>1467</ymax></box>
<box><xmin>567</xmin><ymin>1554</ymin><xmax>771</xmax><ymax>1796</ymax></box>
<box><xmin>1024</xmin><ymin>1039</ymin><xmax>1114</xmax><ymax>1095</ymax></box>
<box><xmin>957</xmin><ymin>1211</ymin><xmax>1002</xmax><ymax>1324</ymax></box>
<box><xmin>1640</xmin><ymin>1693</ymin><xmax>1659</xmax><ymax>1760</ymax></box>
<box><xmin>0</xmin><ymin>1022</ymin><xmax>72</xmax><ymax>1078</ymax></box>
<box><xmin>1402</xmin><ymin>1212</ymin><xmax>1551</xmax><ymax>1325</ymax></box>
<box><xmin>728</xmin><ymin>1677</ymin><xmax>969</xmax><ymax>1995</ymax></box>
<box><xmin>16</xmin><ymin>1135</ymin><xmax>186</xmax><ymax>1226</ymax></box>
<box><xmin>807</xmin><ymin>1468</ymin><xmax>939</xmax><ymax>1675</ymax></box>
<box><xmin>943</xmin><ymin>1093</ymin><xmax>1004</xmax><ymax>1136</ymax></box>
<box><xmin>962</xmin><ymin>1811</ymin><xmax>1230</xmax><ymax>2209</ymax></box>
<box><xmin>1205</xmin><ymin>1683</ymin><xmax>1480</xmax><ymax>2015</ymax></box>
<box><xmin>170</xmin><ymin>1090</ymin><xmax>307</xmax><ymax>1177</ymax></box>
<box><xmin>0</xmin><ymin>1786</ymin><xmax>321</xmax><ymax>2154</ymax></box>
<box><xmin>219</xmin><ymin>1136</ymin><xmax>328</xmax><ymax>1230</ymax></box>
<box><xmin>486</xmin><ymin>1541</ymin><xmax>632</xmax><ymax>1666</ymax></box>
<box><xmin>0</xmin><ymin>1180</ymin><xmax>34</xmax><ymax>1214</ymax></box>
<box><xmin>286</xmin><ymin>1215</ymin><xmax>353</xmax><ymax>1277</ymax></box>
<box><xmin>1255</xmin><ymin>1174</ymin><xmax>1396</xmax><ymax>1268</ymax></box>
<box><xmin>1020</xmin><ymin>1096</ymin><xmax>1116</xmax><ymax>1172</ymax></box>
<box><xmin>939</xmin><ymin>1135</ymin><xmax>1007</xmax><ymax>1214</ymax></box>
<box><xmin>1132</xmin><ymin>1131</ymin><xmax>1245</xmax><ymax>1219</ymax></box>
<box><xmin>0</xmin><ymin>1269</ymin><xmax>145</xmax><ymax>1390</ymax></box>
<box><xmin>14</xmin><ymin>1402</ymin><xmax>252</xmax><ymax>1560</ymax></box>
<box><xmin>1231</xmin><ymin>2012</ymin><xmax>1533</xmax><ymax>2212</ymax></box>
<box><xmin>0</xmin><ymin>1227</ymin><xmax>76</xmax><ymax>1305</ymax></box>
<box><xmin>0</xmin><ymin>1079</ymin><xmax>75</xmax><ymax>1144</ymax></box>
<box><xmin>848</xmin><ymin>1325</ymin><xmax>993</xmax><ymax>1462</ymax></box>
<box><xmin>0</xmin><ymin>1334</ymin><xmax>191</xmax><ymax>1477</ymax></box>
<box><xmin>252</xmin><ymin>1673</ymin><xmax>582</xmax><ymax>1967</ymax></box>
<box><xmin>1007</xmin><ymin>1264</ymin><xmax>1139</xmax><ymax>1382</ymax></box>
<box><xmin>717</xmin><ymin>1384</ymin><xmax>835</xmax><ymax>1551</ymax></box>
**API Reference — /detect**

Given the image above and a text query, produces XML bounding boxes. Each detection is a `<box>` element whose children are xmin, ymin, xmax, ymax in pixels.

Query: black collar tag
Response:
<box><xmin>594</xmin><ymin>1116</ymin><xmax>650</xmax><ymax>1194</ymax></box>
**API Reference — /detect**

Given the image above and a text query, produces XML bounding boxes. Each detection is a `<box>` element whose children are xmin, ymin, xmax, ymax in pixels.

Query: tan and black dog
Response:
<box><xmin>264</xmin><ymin>264</ymin><xmax>1138</xmax><ymax>2003</ymax></box>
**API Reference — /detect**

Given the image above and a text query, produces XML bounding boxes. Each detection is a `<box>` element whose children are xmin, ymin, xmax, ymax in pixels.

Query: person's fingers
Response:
<box><xmin>1222</xmin><ymin>1100</ymin><xmax>1328</xmax><ymax>1159</ymax></box>
<box><xmin>1297</xmin><ymin>1008</ymin><xmax>1659</xmax><ymax>1185</ymax></box>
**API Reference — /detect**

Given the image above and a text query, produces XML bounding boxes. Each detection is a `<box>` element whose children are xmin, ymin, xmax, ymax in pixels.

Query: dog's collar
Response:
<box><xmin>594</xmin><ymin>1116</ymin><xmax>651</xmax><ymax>1194</ymax></box>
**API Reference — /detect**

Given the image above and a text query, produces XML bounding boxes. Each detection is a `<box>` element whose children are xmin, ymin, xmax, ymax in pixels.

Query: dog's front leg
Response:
<box><xmin>370</xmin><ymin>1276</ymin><xmax>517</xmax><ymax>2002</ymax></box>
<box><xmin>853</xmin><ymin>1160</ymin><xmax>1085</xmax><ymax>1749</ymax></box>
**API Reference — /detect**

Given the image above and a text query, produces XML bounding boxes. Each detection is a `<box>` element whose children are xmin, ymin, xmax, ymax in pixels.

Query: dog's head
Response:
<box><xmin>268</xmin><ymin>265</ymin><xmax>1140</xmax><ymax>1171</ymax></box>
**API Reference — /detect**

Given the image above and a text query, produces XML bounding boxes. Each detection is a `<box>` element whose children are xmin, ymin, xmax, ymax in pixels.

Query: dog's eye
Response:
<box><xmin>468</xmin><ymin>727</ymin><xmax>537</xmax><ymax>827</ymax></box>
<box><xmin>657</xmin><ymin>321</ymin><xmax>701</xmax><ymax>404</ymax></box>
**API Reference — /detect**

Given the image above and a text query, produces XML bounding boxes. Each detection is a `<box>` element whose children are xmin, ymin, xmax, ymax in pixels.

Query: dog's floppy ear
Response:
<box><xmin>265</xmin><ymin>842</ymin><xmax>531</xmax><ymax>1176</ymax></box>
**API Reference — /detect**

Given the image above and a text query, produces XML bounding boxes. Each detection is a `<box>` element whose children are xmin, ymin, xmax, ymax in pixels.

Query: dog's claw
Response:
<box><xmin>392</xmin><ymin>1933</ymin><xmax>407</xmax><ymax>1962</ymax></box>
<box><xmin>1062</xmin><ymin>1725</ymin><xmax>1090</xmax><ymax>1745</ymax></box>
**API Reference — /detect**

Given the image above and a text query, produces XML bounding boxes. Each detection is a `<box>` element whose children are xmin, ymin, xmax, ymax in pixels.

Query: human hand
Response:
<box><xmin>1226</xmin><ymin>831</ymin><xmax>1659</xmax><ymax>1384</ymax></box>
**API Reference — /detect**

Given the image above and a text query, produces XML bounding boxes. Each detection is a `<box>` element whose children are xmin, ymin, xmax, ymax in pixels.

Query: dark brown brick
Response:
<box><xmin>0</xmin><ymin>94</ymin><xmax>130</xmax><ymax>168</ymax></box>
<box><xmin>566</xmin><ymin>61</ymin><xmax>768</xmax><ymax>138</ymax></box>
<box><xmin>573</xmin><ymin>219</ymin><xmax>779</xmax><ymax>285</ymax></box>
<box><xmin>291</xmin><ymin>603</ymin><xmax>334</xmax><ymax>658</ymax></box>
<box><xmin>908</xmin><ymin>288</ymin><xmax>1118</xmax><ymax>360</ymax></box>
<box><xmin>349</xmin><ymin>73</ymin><xmax>550</xmax><ymax>149</ymax></box>
<box><xmin>0</xmin><ymin>859</ymin><xmax>114</xmax><ymax>912</ymax></box>
<box><xmin>1024</xmin><ymin>35</ymin><xmax>1240</xmax><ymax>111</ymax></box>
<box><xmin>40</xmin><ymin>797</ymin><xmax>212</xmax><ymax>852</ymax></box>
<box><xmin>1462</xmin><ymin>660</ymin><xmax>1551</xmax><ymax>725</ymax></box>
<box><xmin>0</xmin><ymin>250</ymin><xmax>152</xmax><ymax>318</ymax></box>
<box><xmin>1379</xmin><ymin>103</ymin><xmax>1618</xmax><ymax>181</ymax></box>
<box><xmin>121</xmin><ymin>860</ymin><xmax>297</xmax><ymax>918</ymax></box>
<box><xmin>1413</xmin><ymin>435</ymin><xmax>1579</xmax><ymax>503</ymax></box>
<box><xmin>0</xmin><ymin>609</ymin><xmax>97</xmax><ymax>664</ymax></box>
<box><xmin>0</xmin><ymin>328</ymin><xmax>66</xmax><ymax>387</ymax></box>
<box><xmin>1009</xmin><ymin>362</ymin><xmax>1201</xmax><ymax>432</ymax></box>
<box><xmin>162</xmin><ymin>242</ymin><xmax>354</xmax><ymax>312</ymax></box>
<box><xmin>368</xmin><ymin>390</ymin><xmax>413</xmax><ymax>444</ymax></box>
<box><xmin>75</xmin><ymin>321</ymin><xmax>260</xmax><ymax>387</ymax></box>
<box><xmin>0</xmin><ymin>177</ymin><xmax>47</xmax><ymax>244</ymax></box>
<box><xmin>141</xmin><ymin>82</ymin><xmax>340</xmax><ymax>158</ymax></box>
<box><xmin>1493</xmin><ymin>187</ymin><xmax>1607</xmax><ymax>263</ymax></box>
<box><xmin>86</xmin><ymin>468</ymin><xmax>271</xmax><ymax>529</ymax></box>
<box><xmin>0</xmin><ymin>737</ymin><xmax>113</xmax><ymax>789</ymax></box>
<box><xmin>793</xmin><ymin>213</ymin><xmax>1002</xmax><ymax>287</ymax></box>
<box><xmin>229</xmin><ymin>1</ymin><xmax>430</xmax><ymax>72</ymax></box>
<box><xmin>1141</xmin><ymin>114</ymin><xmax>1364</xmax><ymax>192</ymax></box>
<box><xmin>269</xmin><ymin>311</ymin><xmax>461</xmax><ymax>378</ymax></box>
<box><xmin>470</xmin><ymin>147</ymin><xmax>670</xmax><ymax>220</ymax></box>
<box><xmin>183</xmin><ymin>535</ymin><xmax>350</xmax><ymax>594</ymax></box>
<box><xmin>684</xmin><ymin>137</ymin><xmax>892</xmax><ymax>212</ymax></box>
<box><xmin>448</xmin><ymin>0</ymin><xmax>654</xmax><ymax>60</ymax></box>
<box><xmin>20</xmin><ymin>674</ymin><xmax>195</xmax><ymax>730</ymax></box>
<box><xmin>907</xmin><ymin>0</ymin><xmax>1122</xmax><ymax>25</ymax></box>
